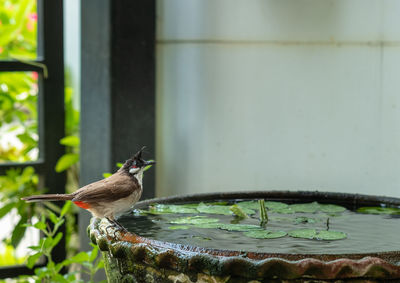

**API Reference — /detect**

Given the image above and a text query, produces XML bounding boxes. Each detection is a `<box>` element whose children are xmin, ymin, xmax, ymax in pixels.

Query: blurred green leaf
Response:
<box><xmin>11</xmin><ymin>214</ymin><xmax>28</xmax><ymax>248</ymax></box>
<box><xmin>54</xmin><ymin>218</ymin><xmax>65</xmax><ymax>233</ymax></box>
<box><xmin>102</xmin><ymin>172</ymin><xmax>112</xmax><ymax>178</ymax></box>
<box><xmin>53</xmin><ymin>273</ymin><xmax>69</xmax><ymax>283</ymax></box>
<box><xmin>27</xmin><ymin>252</ymin><xmax>42</xmax><ymax>269</ymax></box>
<box><xmin>48</xmin><ymin>210</ymin><xmax>59</xmax><ymax>225</ymax></box>
<box><xmin>55</xmin><ymin>153</ymin><xmax>79</xmax><ymax>172</ymax></box>
<box><xmin>33</xmin><ymin>221</ymin><xmax>47</xmax><ymax>232</ymax></box>
<box><xmin>60</xmin><ymin>135</ymin><xmax>80</xmax><ymax>147</ymax></box>
<box><xmin>60</xmin><ymin>201</ymin><xmax>72</xmax><ymax>218</ymax></box>
<box><xmin>143</xmin><ymin>160</ymin><xmax>154</xmax><ymax>172</ymax></box>
<box><xmin>0</xmin><ymin>202</ymin><xmax>15</xmax><ymax>219</ymax></box>
<box><xmin>88</xmin><ymin>245</ymin><xmax>99</xmax><ymax>262</ymax></box>
<box><xmin>62</xmin><ymin>251</ymin><xmax>89</xmax><ymax>266</ymax></box>
<box><xmin>52</xmin><ymin>232</ymin><xmax>63</xmax><ymax>247</ymax></box>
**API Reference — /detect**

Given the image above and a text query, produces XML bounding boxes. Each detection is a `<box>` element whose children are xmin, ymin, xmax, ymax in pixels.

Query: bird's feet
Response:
<box><xmin>105</xmin><ymin>217</ymin><xmax>128</xmax><ymax>235</ymax></box>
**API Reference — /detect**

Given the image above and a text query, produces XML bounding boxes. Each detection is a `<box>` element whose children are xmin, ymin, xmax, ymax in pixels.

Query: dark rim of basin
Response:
<box><xmin>88</xmin><ymin>190</ymin><xmax>400</xmax><ymax>280</ymax></box>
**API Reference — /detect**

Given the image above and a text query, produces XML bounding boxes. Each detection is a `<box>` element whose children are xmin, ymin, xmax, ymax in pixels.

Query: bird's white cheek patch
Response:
<box><xmin>129</xmin><ymin>167</ymin><xmax>140</xmax><ymax>174</ymax></box>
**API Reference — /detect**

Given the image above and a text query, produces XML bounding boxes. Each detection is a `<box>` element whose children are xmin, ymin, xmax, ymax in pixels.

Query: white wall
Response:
<box><xmin>156</xmin><ymin>0</ymin><xmax>400</xmax><ymax>198</ymax></box>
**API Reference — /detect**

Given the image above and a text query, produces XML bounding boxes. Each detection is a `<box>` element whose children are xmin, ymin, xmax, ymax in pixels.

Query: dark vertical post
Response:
<box><xmin>80</xmin><ymin>0</ymin><xmax>156</xmax><ymax>259</ymax></box>
<box><xmin>42</xmin><ymin>0</ymin><xmax>66</xmax><ymax>264</ymax></box>
<box><xmin>111</xmin><ymin>1</ymin><xmax>156</xmax><ymax>200</ymax></box>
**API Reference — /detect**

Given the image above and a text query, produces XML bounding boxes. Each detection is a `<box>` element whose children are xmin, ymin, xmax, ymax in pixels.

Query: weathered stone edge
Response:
<box><xmin>88</xmin><ymin>218</ymin><xmax>400</xmax><ymax>280</ymax></box>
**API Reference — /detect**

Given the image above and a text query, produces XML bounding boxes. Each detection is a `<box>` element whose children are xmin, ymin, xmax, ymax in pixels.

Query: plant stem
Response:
<box><xmin>229</xmin><ymin>204</ymin><xmax>248</xmax><ymax>218</ymax></box>
<box><xmin>258</xmin><ymin>199</ymin><xmax>268</xmax><ymax>226</ymax></box>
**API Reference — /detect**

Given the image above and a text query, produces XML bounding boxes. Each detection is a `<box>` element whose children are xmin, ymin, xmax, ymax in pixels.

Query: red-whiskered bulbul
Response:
<box><xmin>21</xmin><ymin>147</ymin><xmax>155</xmax><ymax>231</ymax></box>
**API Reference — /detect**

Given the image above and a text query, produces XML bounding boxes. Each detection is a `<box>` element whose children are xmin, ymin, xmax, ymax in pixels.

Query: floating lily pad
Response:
<box><xmin>319</xmin><ymin>204</ymin><xmax>347</xmax><ymax>213</ymax></box>
<box><xmin>219</xmin><ymin>224</ymin><xmax>262</xmax><ymax>232</ymax></box>
<box><xmin>147</xmin><ymin>204</ymin><xmax>198</xmax><ymax>214</ymax></box>
<box><xmin>288</xmin><ymin>229</ymin><xmax>317</xmax><ymax>239</ymax></box>
<box><xmin>168</xmin><ymin>225</ymin><xmax>191</xmax><ymax>230</ymax></box>
<box><xmin>197</xmin><ymin>202</ymin><xmax>233</xmax><ymax>215</ymax></box>
<box><xmin>288</xmin><ymin>229</ymin><xmax>347</xmax><ymax>240</ymax></box>
<box><xmin>316</xmin><ymin>230</ymin><xmax>347</xmax><ymax>240</ymax></box>
<box><xmin>274</xmin><ymin>207</ymin><xmax>295</xmax><ymax>214</ymax></box>
<box><xmin>244</xmin><ymin>230</ymin><xmax>287</xmax><ymax>239</ymax></box>
<box><xmin>357</xmin><ymin>206</ymin><xmax>400</xmax><ymax>215</ymax></box>
<box><xmin>265</xmin><ymin>201</ymin><xmax>289</xmax><ymax>210</ymax></box>
<box><xmin>294</xmin><ymin>217</ymin><xmax>317</xmax><ymax>224</ymax></box>
<box><xmin>237</xmin><ymin>200</ymin><xmax>260</xmax><ymax>210</ymax></box>
<box><xmin>193</xmin><ymin>223</ymin><xmax>223</xmax><ymax>229</ymax></box>
<box><xmin>283</xmin><ymin>202</ymin><xmax>346</xmax><ymax>214</ymax></box>
<box><xmin>237</xmin><ymin>200</ymin><xmax>288</xmax><ymax>212</ymax></box>
<box><xmin>197</xmin><ymin>202</ymin><xmax>254</xmax><ymax>215</ymax></box>
<box><xmin>290</xmin><ymin>202</ymin><xmax>320</xmax><ymax>213</ymax></box>
<box><xmin>169</xmin><ymin>216</ymin><xmax>219</xmax><ymax>225</ymax></box>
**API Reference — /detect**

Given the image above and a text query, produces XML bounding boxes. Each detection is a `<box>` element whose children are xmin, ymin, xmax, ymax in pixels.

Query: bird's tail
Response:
<box><xmin>21</xmin><ymin>194</ymin><xmax>73</xmax><ymax>202</ymax></box>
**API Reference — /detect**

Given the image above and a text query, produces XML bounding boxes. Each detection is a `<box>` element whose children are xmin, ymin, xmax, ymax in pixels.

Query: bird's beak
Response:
<box><xmin>144</xmin><ymin>160</ymin><xmax>156</xmax><ymax>166</ymax></box>
<box><xmin>143</xmin><ymin>159</ymin><xmax>155</xmax><ymax>172</ymax></box>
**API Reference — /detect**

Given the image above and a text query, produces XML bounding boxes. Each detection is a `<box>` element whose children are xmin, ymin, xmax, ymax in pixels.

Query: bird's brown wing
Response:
<box><xmin>71</xmin><ymin>172</ymin><xmax>138</xmax><ymax>203</ymax></box>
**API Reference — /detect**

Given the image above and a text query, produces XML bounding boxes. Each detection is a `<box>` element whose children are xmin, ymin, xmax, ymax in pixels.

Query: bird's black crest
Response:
<box><xmin>121</xmin><ymin>146</ymin><xmax>147</xmax><ymax>172</ymax></box>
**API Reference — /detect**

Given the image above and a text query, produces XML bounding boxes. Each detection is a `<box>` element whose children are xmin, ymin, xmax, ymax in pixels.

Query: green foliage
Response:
<box><xmin>0</xmin><ymin>0</ymin><xmax>38</xmax><ymax>162</ymax></box>
<box><xmin>21</xmin><ymin>203</ymin><xmax>105</xmax><ymax>283</ymax></box>
<box><xmin>357</xmin><ymin>206</ymin><xmax>400</xmax><ymax>215</ymax></box>
<box><xmin>55</xmin><ymin>153</ymin><xmax>79</xmax><ymax>173</ymax></box>
<box><xmin>0</xmin><ymin>0</ymin><xmax>37</xmax><ymax>59</ymax></box>
<box><xmin>0</xmin><ymin>245</ymin><xmax>26</xmax><ymax>266</ymax></box>
<box><xmin>0</xmin><ymin>166</ymin><xmax>41</xmax><ymax>248</ymax></box>
<box><xmin>0</xmin><ymin>0</ymin><xmax>97</xmax><ymax>280</ymax></box>
<box><xmin>0</xmin><ymin>72</ymin><xmax>38</xmax><ymax>162</ymax></box>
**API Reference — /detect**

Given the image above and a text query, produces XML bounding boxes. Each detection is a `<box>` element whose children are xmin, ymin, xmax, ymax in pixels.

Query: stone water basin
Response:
<box><xmin>89</xmin><ymin>191</ymin><xmax>400</xmax><ymax>282</ymax></box>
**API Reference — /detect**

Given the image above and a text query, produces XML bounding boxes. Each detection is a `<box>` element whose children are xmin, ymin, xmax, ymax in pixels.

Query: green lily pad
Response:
<box><xmin>274</xmin><ymin>207</ymin><xmax>295</xmax><ymax>214</ymax></box>
<box><xmin>316</xmin><ymin>230</ymin><xmax>347</xmax><ymax>240</ymax></box>
<box><xmin>169</xmin><ymin>216</ymin><xmax>220</xmax><ymax>225</ymax></box>
<box><xmin>193</xmin><ymin>223</ymin><xmax>223</xmax><ymax>229</ymax></box>
<box><xmin>288</xmin><ymin>229</ymin><xmax>317</xmax><ymax>239</ymax></box>
<box><xmin>197</xmin><ymin>202</ymin><xmax>232</xmax><ymax>215</ymax></box>
<box><xmin>219</xmin><ymin>224</ymin><xmax>262</xmax><ymax>231</ymax></box>
<box><xmin>197</xmin><ymin>202</ymin><xmax>255</xmax><ymax>215</ymax></box>
<box><xmin>357</xmin><ymin>206</ymin><xmax>400</xmax><ymax>215</ymax></box>
<box><xmin>237</xmin><ymin>200</ymin><xmax>288</xmax><ymax>212</ymax></box>
<box><xmin>290</xmin><ymin>202</ymin><xmax>320</xmax><ymax>213</ymax></box>
<box><xmin>288</xmin><ymin>229</ymin><xmax>347</xmax><ymax>240</ymax></box>
<box><xmin>265</xmin><ymin>201</ymin><xmax>289</xmax><ymax>211</ymax></box>
<box><xmin>237</xmin><ymin>200</ymin><xmax>260</xmax><ymax>210</ymax></box>
<box><xmin>147</xmin><ymin>204</ymin><xmax>198</xmax><ymax>214</ymax></box>
<box><xmin>168</xmin><ymin>225</ymin><xmax>191</xmax><ymax>230</ymax></box>
<box><xmin>294</xmin><ymin>217</ymin><xmax>317</xmax><ymax>224</ymax></box>
<box><xmin>244</xmin><ymin>230</ymin><xmax>287</xmax><ymax>239</ymax></box>
<box><xmin>319</xmin><ymin>204</ymin><xmax>347</xmax><ymax>213</ymax></box>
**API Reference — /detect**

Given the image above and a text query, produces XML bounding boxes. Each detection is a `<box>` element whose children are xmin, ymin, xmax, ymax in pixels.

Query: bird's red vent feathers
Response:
<box><xmin>73</xmin><ymin>201</ymin><xmax>91</xmax><ymax>209</ymax></box>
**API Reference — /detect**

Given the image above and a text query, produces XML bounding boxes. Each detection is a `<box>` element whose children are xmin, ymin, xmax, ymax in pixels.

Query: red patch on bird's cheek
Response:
<box><xmin>73</xmin><ymin>201</ymin><xmax>91</xmax><ymax>209</ymax></box>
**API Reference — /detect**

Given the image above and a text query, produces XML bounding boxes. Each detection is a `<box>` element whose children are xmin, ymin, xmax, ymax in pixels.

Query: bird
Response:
<box><xmin>21</xmin><ymin>147</ymin><xmax>155</xmax><ymax>231</ymax></box>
